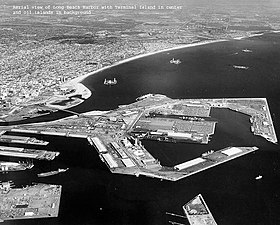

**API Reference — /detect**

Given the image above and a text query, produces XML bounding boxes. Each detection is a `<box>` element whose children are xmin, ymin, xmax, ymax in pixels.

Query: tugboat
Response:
<box><xmin>233</xmin><ymin>65</ymin><xmax>249</xmax><ymax>70</ymax></box>
<box><xmin>104</xmin><ymin>78</ymin><xmax>117</xmax><ymax>86</ymax></box>
<box><xmin>37</xmin><ymin>168</ymin><xmax>69</xmax><ymax>178</ymax></box>
<box><xmin>170</xmin><ymin>58</ymin><xmax>181</xmax><ymax>65</ymax></box>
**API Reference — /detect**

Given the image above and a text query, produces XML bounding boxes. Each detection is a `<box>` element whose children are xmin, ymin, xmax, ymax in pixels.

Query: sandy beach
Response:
<box><xmin>44</xmin><ymin>34</ymin><xmax>270</xmax><ymax>112</ymax></box>
<box><xmin>49</xmin><ymin>39</ymin><xmax>228</xmax><ymax>111</ymax></box>
<box><xmin>64</xmin><ymin>39</ymin><xmax>229</xmax><ymax>86</ymax></box>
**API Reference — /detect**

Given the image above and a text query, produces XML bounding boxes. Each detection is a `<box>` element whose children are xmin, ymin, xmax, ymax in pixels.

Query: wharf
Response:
<box><xmin>0</xmin><ymin>183</ymin><xmax>62</xmax><ymax>222</ymax></box>
<box><xmin>183</xmin><ymin>194</ymin><xmax>217</xmax><ymax>225</ymax></box>
<box><xmin>0</xmin><ymin>95</ymin><xmax>275</xmax><ymax>181</ymax></box>
<box><xmin>166</xmin><ymin>194</ymin><xmax>217</xmax><ymax>225</ymax></box>
<box><xmin>88</xmin><ymin>133</ymin><xmax>258</xmax><ymax>181</ymax></box>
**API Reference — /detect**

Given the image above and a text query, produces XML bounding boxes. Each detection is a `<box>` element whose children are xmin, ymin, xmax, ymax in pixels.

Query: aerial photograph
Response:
<box><xmin>0</xmin><ymin>0</ymin><xmax>280</xmax><ymax>224</ymax></box>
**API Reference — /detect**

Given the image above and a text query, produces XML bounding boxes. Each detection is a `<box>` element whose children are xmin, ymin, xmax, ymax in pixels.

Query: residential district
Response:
<box><xmin>1</xmin><ymin>1</ymin><xmax>280</xmax><ymax>120</ymax></box>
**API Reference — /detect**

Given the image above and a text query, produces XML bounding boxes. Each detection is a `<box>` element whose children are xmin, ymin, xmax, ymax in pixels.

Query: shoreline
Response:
<box><xmin>63</xmin><ymin>30</ymin><xmax>280</xmax><ymax>88</ymax></box>
<box><xmin>53</xmin><ymin>39</ymin><xmax>229</xmax><ymax>112</ymax></box>
<box><xmin>64</xmin><ymin>39</ymin><xmax>229</xmax><ymax>86</ymax></box>
<box><xmin>68</xmin><ymin>31</ymin><xmax>280</xmax><ymax>87</ymax></box>
<box><xmin>45</xmin><ymin>82</ymin><xmax>92</xmax><ymax>110</ymax></box>
<box><xmin>29</xmin><ymin>31</ymin><xmax>280</xmax><ymax>117</ymax></box>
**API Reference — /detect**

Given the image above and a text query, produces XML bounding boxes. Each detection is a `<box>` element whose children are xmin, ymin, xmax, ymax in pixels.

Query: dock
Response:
<box><xmin>167</xmin><ymin>194</ymin><xmax>217</xmax><ymax>225</ymax></box>
<box><xmin>0</xmin><ymin>183</ymin><xmax>62</xmax><ymax>222</ymax></box>
<box><xmin>183</xmin><ymin>194</ymin><xmax>217</xmax><ymax>225</ymax></box>
<box><xmin>0</xmin><ymin>95</ymin><xmax>274</xmax><ymax>182</ymax></box>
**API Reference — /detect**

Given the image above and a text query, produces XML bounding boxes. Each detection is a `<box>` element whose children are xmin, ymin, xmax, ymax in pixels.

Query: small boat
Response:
<box><xmin>242</xmin><ymin>49</ymin><xmax>252</xmax><ymax>53</ymax></box>
<box><xmin>104</xmin><ymin>78</ymin><xmax>117</xmax><ymax>85</ymax></box>
<box><xmin>233</xmin><ymin>65</ymin><xmax>249</xmax><ymax>70</ymax></box>
<box><xmin>38</xmin><ymin>168</ymin><xmax>69</xmax><ymax>177</ymax></box>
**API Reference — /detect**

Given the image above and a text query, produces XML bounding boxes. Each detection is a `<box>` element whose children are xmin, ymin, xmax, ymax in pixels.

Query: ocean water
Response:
<box><xmin>2</xmin><ymin>32</ymin><xmax>280</xmax><ymax>225</ymax></box>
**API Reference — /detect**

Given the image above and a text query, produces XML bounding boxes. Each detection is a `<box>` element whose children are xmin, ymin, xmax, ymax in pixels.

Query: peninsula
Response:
<box><xmin>0</xmin><ymin>94</ymin><xmax>276</xmax><ymax>181</ymax></box>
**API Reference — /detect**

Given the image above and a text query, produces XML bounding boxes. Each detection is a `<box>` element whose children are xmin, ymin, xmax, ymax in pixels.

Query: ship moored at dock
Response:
<box><xmin>0</xmin><ymin>161</ymin><xmax>34</xmax><ymax>172</ymax></box>
<box><xmin>0</xmin><ymin>135</ymin><xmax>49</xmax><ymax>146</ymax></box>
<box><xmin>0</xmin><ymin>146</ymin><xmax>59</xmax><ymax>160</ymax></box>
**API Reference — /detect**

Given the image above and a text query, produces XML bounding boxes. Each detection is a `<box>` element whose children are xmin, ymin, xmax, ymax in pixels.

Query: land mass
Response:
<box><xmin>0</xmin><ymin>94</ymin><xmax>277</xmax><ymax>181</ymax></box>
<box><xmin>1</xmin><ymin>1</ymin><xmax>280</xmax><ymax>122</ymax></box>
<box><xmin>0</xmin><ymin>182</ymin><xmax>62</xmax><ymax>222</ymax></box>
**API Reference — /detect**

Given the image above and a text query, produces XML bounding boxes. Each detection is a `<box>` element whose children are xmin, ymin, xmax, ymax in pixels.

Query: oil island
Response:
<box><xmin>0</xmin><ymin>94</ymin><xmax>277</xmax><ymax>181</ymax></box>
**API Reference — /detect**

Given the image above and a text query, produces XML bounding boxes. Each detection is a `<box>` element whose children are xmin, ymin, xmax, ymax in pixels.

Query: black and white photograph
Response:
<box><xmin>0</xmin><ymin>0</ymin><xmax>280</xmax><ymax>224</ymax></box>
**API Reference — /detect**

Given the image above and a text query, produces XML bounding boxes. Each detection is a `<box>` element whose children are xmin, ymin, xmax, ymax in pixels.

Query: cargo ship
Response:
<box><xmin>37</xmin><ymin>168</ymin><xmax>69</xmax><ymax>177</ymax></box>
<box><xmin>0</xmin><ymin>161</ymin><xmax>34</xmax><ymax>172</ymax></box>
<box><xmin>0</xmin><ymin>135</ymin><xmax>49</xmax><ymax>146</ymax></box>
<box><xmin>0</xmin><ymin>146</ymin><xmax>59</xmax><ymax>160</ymax></box>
